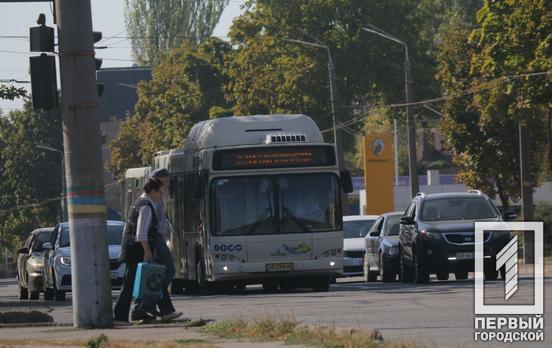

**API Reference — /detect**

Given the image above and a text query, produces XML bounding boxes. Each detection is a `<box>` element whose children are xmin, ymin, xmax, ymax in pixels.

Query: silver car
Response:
<box><xmin>42</xmin><ymin>220</ymin><xmax>126</xmax><ymax>301</ymax></box>
<box><xmin>342</xmin><ymin>215</ymin><xmax>378</xmax><ymax>277</ymax></box>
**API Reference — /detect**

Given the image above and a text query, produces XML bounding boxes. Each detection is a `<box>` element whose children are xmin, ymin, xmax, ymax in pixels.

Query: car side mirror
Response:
<box><xmin>340</xmin><ymin>170</ymin><xmax>353</xmax><ymax>194</ymax></box>
<box><xmin>368</xmin><ymin>230</ymin><xmax>380</xmax><ymax>237</ymax></box>
<box><xmin>400</xmin><ymin>216</ymin><xmax>414</xmax><ymax>225</ymax></box>
<box><xmin>503</xmin><ymin>211</ymin><xmax>517</xmax><ymax>221</ymax></box>
<box><xmin>42</xmin><ymin>242</ymin><xmax>52</xmax><ymax>250</ymax></box>
<box><xmin>18</xmin><ymin>247</ymin><xmax>29</xmax><ymax>254</ymax></box>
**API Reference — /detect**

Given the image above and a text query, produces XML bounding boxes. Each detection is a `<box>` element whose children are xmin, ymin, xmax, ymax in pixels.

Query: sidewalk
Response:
<box><xmin>0</xmin><ymin>322</ymin><xmax>305</xmax><ymax>348</ymax></box>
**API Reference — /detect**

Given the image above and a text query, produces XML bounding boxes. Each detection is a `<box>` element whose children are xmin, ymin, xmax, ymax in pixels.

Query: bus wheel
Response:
<box><xmin>195</xmin><ymin>261</ymin><xmax>215</xmax><ymax>295</ymax></box>
<box><xmin>170</xmin><ymin>280</ymin><xmax>185</xmax><ymax>295</ymax></box>
<box><xmin>279</xmin><ymin>279</ymin><xmax>295</xmax><ymax>291</ymax></box>
<box><xmin>262</xmin><ymin>281</ymin><xmax>278</xmax><ymax>292</ymax></box>
<box><xmin>311</xmin><ymin>278</ymin><xmax>330</xmax><ymax>292</ymax></box>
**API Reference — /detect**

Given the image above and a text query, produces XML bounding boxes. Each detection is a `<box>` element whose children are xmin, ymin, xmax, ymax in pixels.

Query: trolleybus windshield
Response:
<box><xmin>210</xmin><ymin>173</ymin><xmax>340</xmax><ymax>236</ymax></box>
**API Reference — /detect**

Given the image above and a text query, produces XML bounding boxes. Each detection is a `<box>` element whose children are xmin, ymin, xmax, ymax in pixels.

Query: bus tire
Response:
<box><xmin>195</xmin><ymin>260</ymin><xmax>215</xmax><ymax>295</ymax></box>
<box><xmin>170</xmin><ymin>279</ymin><xmax>185</xmax><ymax>295</ymax></box>
<box><xmin>262</xmin><ymin>281</ymin><xmax>278</xmax><ymax>292</ymax></box>
<box><xmin>312</xmin><ymin>278</ymin><xmax>330</xmax><ymax>292</ymax></box>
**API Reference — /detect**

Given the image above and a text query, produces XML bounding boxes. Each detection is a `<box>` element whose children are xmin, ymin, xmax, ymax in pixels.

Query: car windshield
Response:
<box><xmin>211</xmin><ymin>173</ymin><xmax>340</xmax><ymax>236</ymax></box>
<box><xmin>343</xmin><ymin>220</ymin><xmax>375</xmax><ymax>238</ymax></box>
<box><xmin>59</xmin><ymin>224</ymin><xmax>124</xmax><ymax>247</ymax></box>
<box><xmin>421</xmin><ymin>197</ymin><xmax>498</xmax><ymax>221</ymax></box>
<box><xmin>36</xmin><ymin>231</ymin><xmax>53</xmax><ymax>244</ymax></box>
<box><xmin>383</xmin><ymin>215</ymin><xmax>401</xmax><ymax>236</ymax></box>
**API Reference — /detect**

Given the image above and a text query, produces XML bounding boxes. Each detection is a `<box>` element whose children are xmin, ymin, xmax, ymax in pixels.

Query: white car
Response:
<box><xmin>42</xmin><ymin>220</ymin><xmax>126</xmax><ymax>300</ymax></box>
<box><xmin>342</xmin><ymin>215</ymin><xmax>378</xmax><ymax>277</ymax></box>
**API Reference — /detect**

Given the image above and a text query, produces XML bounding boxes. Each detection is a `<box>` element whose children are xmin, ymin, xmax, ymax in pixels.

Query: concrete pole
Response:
<box><xmin>404</xmin><ymin>49</ymin><xmax>420</xmax><ymax>198</ymax></box>
<box><xmin>55</xmin><ymin>0</ymin><xmax>112</xmax><ymax>328</ymax></box>
<box><xmin>326</xmin><ymin>50</ymin><xmax>350</xmax><ymax>215</ymax></box>
<box><xmin>519</xmin><ymin>121</ymin><xmax>534</xmax><ymax>264</ymax></box>
<box><xmin>393</xmin><ymin>118</ymin><xmax>399</xmax><ymax>186</ymax></box>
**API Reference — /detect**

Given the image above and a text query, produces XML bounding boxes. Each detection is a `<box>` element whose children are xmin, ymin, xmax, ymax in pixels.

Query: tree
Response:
<box><xmin>0</xmin><ymin>85</ymin><xmax>26</xmax><ymax>101</ymax></box>
<box><xmin>125</xmin><ymin>0</ymin><xmax>229</xmax><ymax>65</ymax></box>
<box><xmin>436</xmin><ymin>0</ymin><xmax>551</xmax><ymax>208</ymax></box>
<box><xmin>0</xmin><ymin>102</ymin><xmax>62</xmax><ymax>249</ymax></box>
<box><xmin>109</xmin><ymin>38</ymin><xmax>232</xmax><ymax>178</ymax></box>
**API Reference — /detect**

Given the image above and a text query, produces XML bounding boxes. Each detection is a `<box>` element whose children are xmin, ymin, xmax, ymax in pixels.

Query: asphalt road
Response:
<box><xmin>1</xmin><ymin>276</ymin><xmax>550</xmax><ymax>347</ymax></box>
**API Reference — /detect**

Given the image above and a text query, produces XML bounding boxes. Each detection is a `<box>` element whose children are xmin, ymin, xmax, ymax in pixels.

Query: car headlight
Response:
<box><xmin>420</xmin><ymin>230</ymin><xmax>439</xmax><ymax>239</ymax></box>
<box><xmin>59</xmin><ymin>256</ymin><xmax>71</xmax><ymax>266</ymax></box>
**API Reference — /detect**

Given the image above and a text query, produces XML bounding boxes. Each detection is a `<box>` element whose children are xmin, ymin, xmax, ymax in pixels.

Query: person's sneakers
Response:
<box><xmin>160</xmin><ymin>311</ymin><xmax>183</xmax><ymax>322</ymax></box>
<box><xmin>130</xmin><ymin>309</ymin><xmax>156</xmax><ymax>323</ymax></box>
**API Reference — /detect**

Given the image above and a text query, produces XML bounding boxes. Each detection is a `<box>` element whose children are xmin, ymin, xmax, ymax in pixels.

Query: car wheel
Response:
<box><xmin>29</xmin><ymin>290</ymin><xmax>39</xmax><ymax>300</ymax></box>
<box><xmin>363</xmin><ymin>254</ymin><xmax>378</xmax><ymax>282</ymax></box>
<box><xmin>484</xmin><ymin>269</ymin><xmax>498</xmax><ymax>280</ymax></box>
<box><xmin>436</xmin><ymin>272</ymin><xmax>449</xmax><ymax>281</ymax></box>
<box><xmin>18</xmin><ymin>283</ymin><xmax>28</xmax><ymax>300</ymax></box>
<box><xmin>44</xmin><ymin>287</ymin><xmax>54</xmax><ymax>300</ymax></box>
<box><xmin>413</xmin><ymin>251</ymin><xmax>429</xmax><ymax>284</ymax></box>
<box><xmin>52</xmin><ymin>275</ymin><xmax>66</xmax><ymax>301</ymax></box>
<box><xmin>454</xmin><ymin>271</ymin><xmax>468</xmax><ymax>280</ymax></box>
<box><xmin>400</xmin><ymin>253</ymin><xmax>414</xmax><ymax>283</ymax></box>
<box><xmin>278</xmin><ymin>279</ymin><xmax>295</xmax><ymax>291</ymax></box>
<box><xmin>380</xmin><ymin>253</ymin><xmax>395</xmax><ymax>283</ymax></box>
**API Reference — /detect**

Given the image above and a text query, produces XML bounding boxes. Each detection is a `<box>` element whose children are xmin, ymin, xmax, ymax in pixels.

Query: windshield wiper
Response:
<box><xmin>247</xmin><ymin>208</ymin><xmax>273</xmax><ymax>234</ymax></box>
<box><xmin>282</xmin><ymin>207</ymin><xmax>309</xmax><ymax>232</ymax></box>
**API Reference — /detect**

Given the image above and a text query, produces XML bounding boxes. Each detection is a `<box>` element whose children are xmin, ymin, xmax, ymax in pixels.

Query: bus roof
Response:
<box><xmin>125</xmin><ymin>166</ymin><xmax>150</xmax><ymax>179</ymax></box>
<box><xmin>185</xmin><ymin>114</ymin><xmax>324</xmax><ymax>151</ymax></box>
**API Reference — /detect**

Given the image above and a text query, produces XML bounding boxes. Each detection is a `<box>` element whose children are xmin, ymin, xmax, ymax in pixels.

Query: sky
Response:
<box><xmin>0</xmin><ymin>0</ymin><xmax>245</xmax><ymax>113</ymax></box>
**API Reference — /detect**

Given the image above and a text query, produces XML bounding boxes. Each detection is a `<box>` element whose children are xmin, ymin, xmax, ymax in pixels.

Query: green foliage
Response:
<box><xmin>0</xmin><ymin>102</ymin><xmax>62</xmax><ymax>249</ymax></box>
<box><xmin>86</xmin><ymin>334</ymin><xmax>108</xmax><ymax>348</ymax></box>
<box><xmin>534</xmin><ymin>202</ymin><xmax>552</xmax><ymax>255</ymax></box>
<box><xmin>109</xmin><ymin>39</ymin><xmax>232</xmax><ymax>178</ymax></box>
<box><xmin>435</xmin><ymin>0</ymin><xmax>551</xmax><ymax>208</ymax></box>
<box><xmin>124</xmin><ymin>0</ymin><xmax>229</xmax><ymax>65</ymax></box>
<box><xmin>0</xmin><ymin>85</ymin><xmax>26</xmax><ymax>100</ymax></box>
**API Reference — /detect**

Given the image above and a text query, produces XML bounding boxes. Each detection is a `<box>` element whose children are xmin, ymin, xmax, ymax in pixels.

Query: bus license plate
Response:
<box><xmin>266</xmin><ymin>262</ymin><xmax>295</xmax><ymax>272</ymax></box>
<box><xmin>456</xmin><ymin>252</ymin><xmax>474</xmax><ymax>260</ymax></box>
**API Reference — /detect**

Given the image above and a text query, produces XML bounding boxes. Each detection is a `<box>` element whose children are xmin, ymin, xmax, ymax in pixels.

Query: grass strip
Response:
<box><xmin>203</xmin><ymin>317</ymin><xmax>433</xmax><ymax>348</ymax></box>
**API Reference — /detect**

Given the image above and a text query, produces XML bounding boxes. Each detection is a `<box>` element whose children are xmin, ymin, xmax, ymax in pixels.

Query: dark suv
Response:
<box><xmin>398</xmin><ymin>191</ymin><xmax>515</xmax><ymax>283</ymax></box>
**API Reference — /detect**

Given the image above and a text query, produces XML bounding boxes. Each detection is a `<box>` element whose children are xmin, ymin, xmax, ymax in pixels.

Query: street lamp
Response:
<box><xmin>36</xmin><ymin>144</ymin><xmax>67</xmax><ymax>222</ymax></box>
<box><xmin>361</xmin><ymin>25</ymin><xmax>420</xmax><ymax>198</ymax></box>
<box><xmin>284</xmin><ymin>33</ymin><xmax>349</xmax><ymax>213</ymax></box>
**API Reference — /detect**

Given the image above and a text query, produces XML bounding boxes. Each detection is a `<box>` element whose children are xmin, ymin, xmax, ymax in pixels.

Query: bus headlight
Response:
<box><xmin>330</xmin><ymin>261</ymin><xmax>336</xmax><ymax>267</ymax></box>
<box><xmin>222</xmin><ymin>265</ymin><xmax>229</xmax><ymax>272</ymax></box>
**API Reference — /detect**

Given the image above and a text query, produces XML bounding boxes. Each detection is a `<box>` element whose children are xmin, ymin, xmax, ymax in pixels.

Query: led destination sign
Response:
<box><xmin>212</xmin><ymin>146</ymin><xmax>336</xmax><ymax>170</ymax></box>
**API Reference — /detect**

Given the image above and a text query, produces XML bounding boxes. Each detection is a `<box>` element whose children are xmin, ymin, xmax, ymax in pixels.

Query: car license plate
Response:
<box><xmin>266</xmin><ymin>262</ymin><xmax>295</xmax><ymax>272</ymax></box>
<box><xmin>456</xmin><ymin>252</ymin><xmax>474</xmax><ymax>260</ymax></box>
<box><xmin>110</xmin><ymin>271</ymin><xmax>118</xmax><ymax>279</ymax></box>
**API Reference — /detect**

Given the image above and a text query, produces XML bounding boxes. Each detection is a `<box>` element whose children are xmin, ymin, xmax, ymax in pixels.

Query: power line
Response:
<box><xmin>320</xmin><ymin>70</ymin><xmax>551</xmax><ymax>134</ymax></box>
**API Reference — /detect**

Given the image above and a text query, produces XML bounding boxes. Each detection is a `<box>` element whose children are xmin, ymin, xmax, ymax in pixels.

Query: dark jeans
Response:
<box><xmin>113</xmin><ymin>237</ymin><xmax>175</xmax><ymax>321</ymax></box>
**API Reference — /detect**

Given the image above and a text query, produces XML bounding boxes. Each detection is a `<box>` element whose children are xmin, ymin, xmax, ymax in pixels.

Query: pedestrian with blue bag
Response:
<box><xmin>113</xmin><ymin>175</ymin><xmax>182</xmax><ymax>323</ymax></box>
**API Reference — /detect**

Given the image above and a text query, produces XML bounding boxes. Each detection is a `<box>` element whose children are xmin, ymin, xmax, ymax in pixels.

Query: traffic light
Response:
<box><xmin>30</xmin><ymin>54</ymin><xmax>58</xmax><ymax>110</ymax></box>
<box><xmin>29</xmin><ymin>13</ymin><xmax>57</xmax><ymax>110</ymax></box>
<box><xmin>93</xmin><ymin>31</ymin><xmax>104</xmax><ymax>97</ymax></box>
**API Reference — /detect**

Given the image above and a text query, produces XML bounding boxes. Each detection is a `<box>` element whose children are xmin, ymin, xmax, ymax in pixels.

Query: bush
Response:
<box><xmin>534</xmin><ymin>203</ymin><xmax>552</xmax><ymax>256</ymax></box>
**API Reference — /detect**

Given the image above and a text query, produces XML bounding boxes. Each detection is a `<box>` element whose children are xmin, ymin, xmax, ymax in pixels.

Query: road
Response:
<box><xmin>0</xmin><ymin>276</ymin><xmax>550</xmax><ymax>347</ymax></box>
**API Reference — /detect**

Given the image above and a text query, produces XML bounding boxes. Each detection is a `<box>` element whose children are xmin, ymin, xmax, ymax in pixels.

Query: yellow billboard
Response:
<box><xmin>363</xmin><ymin>133</ymin><xmax>394</xmax><ymax>215</ymax></box>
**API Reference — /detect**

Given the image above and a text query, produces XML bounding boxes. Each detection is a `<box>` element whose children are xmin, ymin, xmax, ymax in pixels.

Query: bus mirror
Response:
<box><xmin>341</xmin><ymin>170</ymin><xmax>353</xmax><ymax>193</ymax></box>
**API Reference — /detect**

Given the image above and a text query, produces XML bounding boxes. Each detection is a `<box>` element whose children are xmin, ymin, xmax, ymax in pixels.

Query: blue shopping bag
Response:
<box><xmin>132</xmin><ymin>262</ymin><xmax>166</xmax><ymax>302</ymax></box>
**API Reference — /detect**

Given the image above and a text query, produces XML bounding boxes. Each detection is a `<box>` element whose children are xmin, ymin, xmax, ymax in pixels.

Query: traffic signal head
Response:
<box><xmin>30</xmin><ymin>54</ymin><xmax>58</xmax><ymax>110</ymax></box>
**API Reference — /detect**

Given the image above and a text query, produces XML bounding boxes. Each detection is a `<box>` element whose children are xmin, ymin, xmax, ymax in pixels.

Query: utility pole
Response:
<box><xmin>362</xmin><ymin>25</ymin><xmax>420</xmax><ymax>198</ymax></box>
<box><xmin>55</xmin><ymin>0</ymin><xmax>111</xmax><ymax>328</ymax></box>
<box><xmin>519</xmin><ymin>121</ymin><xmax>534</xmax><ymax>264</ymax></box>
<box><xmin>284</xmin><ymin>35</ymin><xmax>349</xmax><ymax>214</ymax></box>
<box><xmin>404</xmin><ymin>50</ymin><xmax>420</xmax><ymax>198</ymax></box>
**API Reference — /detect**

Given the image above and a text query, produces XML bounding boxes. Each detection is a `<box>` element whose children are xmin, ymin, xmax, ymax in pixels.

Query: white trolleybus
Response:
<box><xmin>122</xmin><ymin>114</ymin><xmax>352</xmax><ymax>293</ymax></box>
